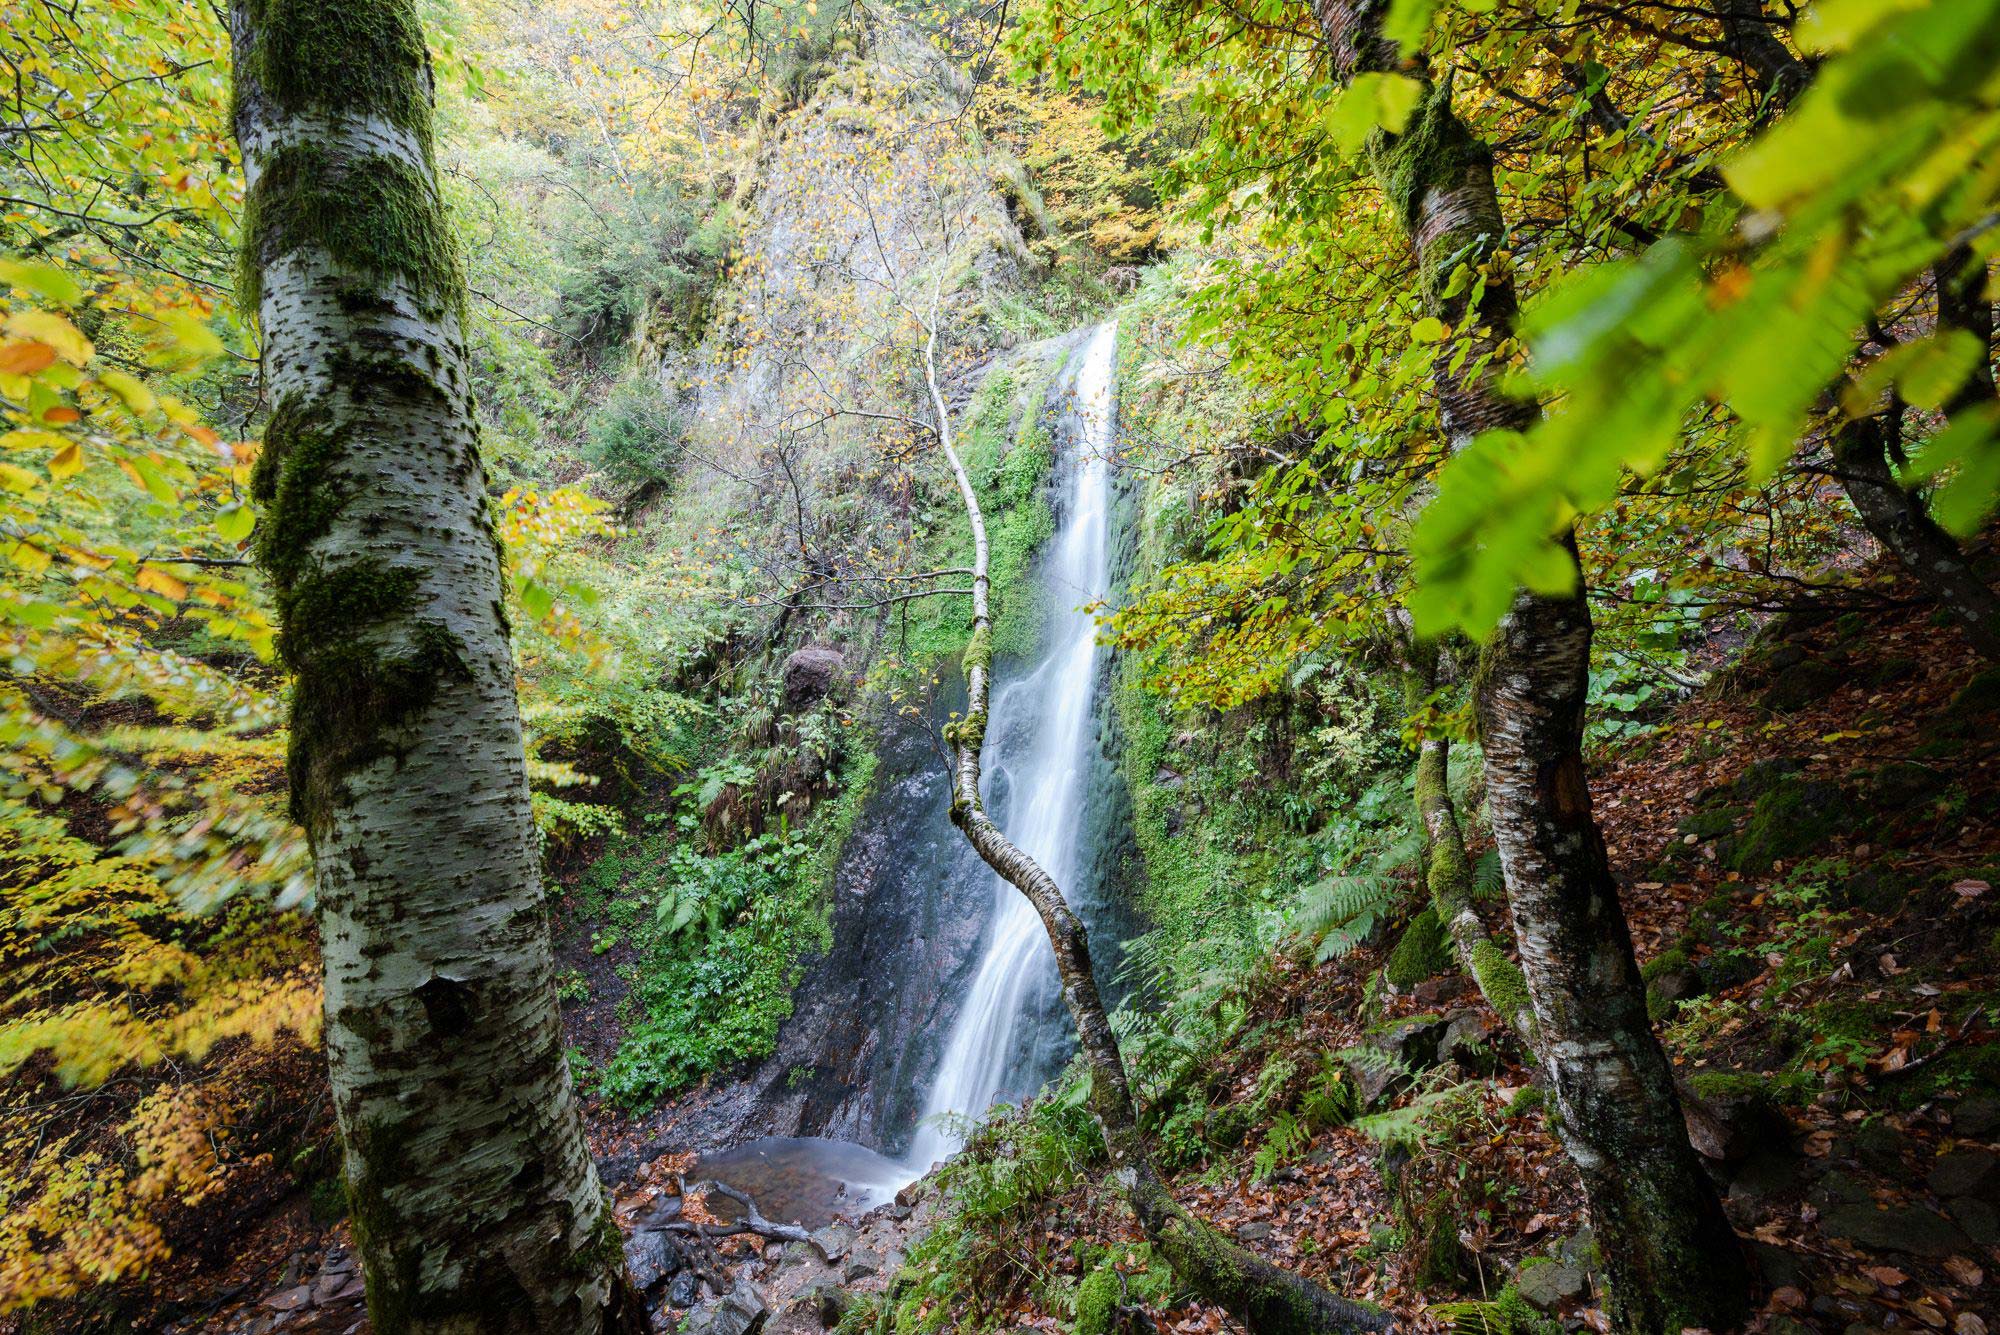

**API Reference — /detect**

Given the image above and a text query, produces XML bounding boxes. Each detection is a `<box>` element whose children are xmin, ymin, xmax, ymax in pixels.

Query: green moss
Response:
<box><xmin>1676</xmin><ymin>807</ymin><xmax>1738</xmax><ymax>842</ymax></box>
<box><xmin>1504</xmin><ymin>1085</ymin><xmax>1545</xmax><ymax>1118</ymax></box>
<box><xmin>1722</xmin><ymin>777</ymin><xmax>1851</xmax><ymax>874</ymax></box>
<box><xmin>1370</xmin><ymin>75</ymin><xmax>1493</xmax><ymax>301</ymax></box>
<box><xmin>1386</xmin><ymin>906</ymin><xmax>1451</xmax><ymax>988</ymax></box>
<box><xmin>1927</xmin><ymin>667</ymin><xmax>2000</xmax><ymax>741</ymax></box>
<box><xmin>239</xmin><ymin>0</ymin><xmax>433</xmax><ymax>150</ymax></box>
<box><xmin>1073</xmin><ymin>1264</ymin><xmax>1119</xmax><ymax>1335</ymax></box>
<box><xmin>239</xmin><ymin>140</ymin><xmax>464</xmax><ymax>317</ymax></box>
<box><xmin>1470</xmin><ymin>936</ymin><xmax>1531</xmax><ymax>1026</ymax></box>
<box><xmin>248</xmin><ymin>385</ymin><xmax>474</xmax><ymax>832</ymax></box>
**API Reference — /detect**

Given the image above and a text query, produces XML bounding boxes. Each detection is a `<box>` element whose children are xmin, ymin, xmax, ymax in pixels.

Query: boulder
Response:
<box><xmin>1350</xmin><ymin>1013</ymin><xmax>1457</xmax><ymax>1105</ymax></box>
<box><xmin>1951</xmin><ymin>1094</ymin><xmax>2000</xmax><ymax>1138</ymax></box>
<box><xmin>1821</xmin><ymin>1204</ymin><xmax>1972</xmax><ymax>1257</ymax></box>
<box><xmin>624</xmin><ymin>1228</ymin><xmax>683</xmax><ymax>1292</ymax></box>
<box><xmin>1946</xmin><ymin>1195</ymin><xmax>1999</xmax><ymax>1246</ymax></box>
<box><xmin>1684</xmin><ymin>1084</ymin><xmax>1787</xmax><ymax>1165</ymax></box>
<box><xmin>1928</xmin><ymin>1148</ymin><xmax>1999</xmax><ymax>1202</ymax></box>
<box><xmin>706</xmin><ymin>1278</ymin><xmax>769</xmax><ymax>1335</ymax></box>
<box><xmin>1515</xmin><ymin>1260</ymin><xmax>1585</xmax><ymax>1312</ymax></box>
<box><xmin>781</xmin><ymin>647</ymin><xmax>844</xmax><ymax>710</ymax></box>
<box><xmin>667</xmin><ymin>1269</ymin><xmax>702</xmax><ymax>1308</ymax></box>
<box><xmin>807</xmin><ymin>1221</ymin><xmax>854</xmax><ymax>1264</ymax></box>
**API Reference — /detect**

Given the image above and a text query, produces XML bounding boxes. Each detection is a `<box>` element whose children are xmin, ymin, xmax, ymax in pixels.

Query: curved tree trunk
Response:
<box><xmin>1311</xmin><ymin>7</ymin><xmax>1751</xmax><ymax>1329</ymax></box>
<box><xmin>231</xmin><ymin>4</ymin><xmax>635</xmax><ymax>1330</ymax></box>
<box><xmin>1834</xmin><ymin>412</ymin><xmax>2000</xmax><ymax>660</ymax></box>
<box><xmin>1400</xmin><ymin>653</ymin><xmax>1534</xmax><ymax>1043</ymax></box>
<box><xmin>927</xmin><ymin>326</ymin><xmax>1388</xmax><ymax>1335</ymax></box>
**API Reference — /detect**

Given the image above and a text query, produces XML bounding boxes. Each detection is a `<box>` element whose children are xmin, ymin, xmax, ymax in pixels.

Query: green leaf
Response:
<box><xmin>1382</xmin><ymin>0</ymin><xmax>1440</xmax><ymax>52</ymax></box>
<box><xmin>215</xmin><ymin>503</ymin><xmax>254</xmax><ymax>543</ymax></box>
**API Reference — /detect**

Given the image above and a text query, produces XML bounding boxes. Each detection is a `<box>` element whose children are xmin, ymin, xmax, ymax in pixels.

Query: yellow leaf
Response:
<box><xmin>0</xmin><ymin>429</ymin><xmax>65</xmax><ymax>452</ymax></box>
<box><xmin>0</xmin><ymin>258</ymin><xmax>84</xmax><ymax>306</ymax></box>
<box><xmin>136</xmin><ymin>566</ymin><xmax>188</xmax><ymax>600</ymax></box>
<box><xmin>0</xmin><ymin>461</ymin><xmax>39</xmax><ymax>493</ymax></box>
<box><xmin>96</xmin><ymin>369</ymin><xmax>157</xmax><ymax>415</ymax></box>
<box><xmin>8</xmin><ymin>539</ymin><xmax>51</xmax><ymax>574</ymax></box>
<box><xmin>4</xmin><ymin>309</ymin><xmax>93</xmax><ymax>365</ymax></box>
<box><xmin>48</xmin><ymin>441</ymin><xmax>83</xmax><ymax>479</ymax></box>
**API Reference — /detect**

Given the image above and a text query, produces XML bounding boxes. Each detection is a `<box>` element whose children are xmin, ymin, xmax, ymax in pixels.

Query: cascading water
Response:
<box><xmin>690</xmin><ymin>323</ymin><xmax>1128</xmax><ymax>1220</ymax></box>
<box><xmin>907</xmin><ymin>321</ymin><xmax>1120</xmax><ymax>1170</ymax></box>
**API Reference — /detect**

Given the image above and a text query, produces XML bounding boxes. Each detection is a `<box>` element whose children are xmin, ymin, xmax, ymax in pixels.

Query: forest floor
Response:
<box><xmin>24</xmin><ymin>572</ymin><xmax>1998</xmax><ymax>1335</ymax></box>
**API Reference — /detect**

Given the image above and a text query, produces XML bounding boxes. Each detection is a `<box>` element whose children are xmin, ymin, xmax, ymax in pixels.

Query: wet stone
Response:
<box><xmin>1234</xmin><ymin>1220</ymin><xmax>1272</xmax><ymax>1243</ymax></box>
<box><xmin>668</xmin><ymin>1270</ymin><xmax>701</xmax><ymax>1308</ymax></box>
<box><xmin>626</xmin><ymin>1228</ymin><xmax>683</xmax><ymax>1291</ymax></box>
<box><xmin>809</xmin><ymin>1221</ymin><xmax>854</xmax><ymax>1263</ymax></box>
<box><xmin>263</xmin><ymin>1286</ymin><xmax>313</xmax><ymax>1313</ymax></box>
<box><xmin>711</xmin><ymin>1277</ymin><xmax>769</xmax><ymax>1335</ymax></box>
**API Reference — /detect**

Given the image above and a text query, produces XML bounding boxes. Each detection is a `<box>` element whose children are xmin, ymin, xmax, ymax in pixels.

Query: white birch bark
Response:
<box><xmin>231</xmin><ymin>4</ymin><xmax>631</xmax><ymax>1329</ymax></box>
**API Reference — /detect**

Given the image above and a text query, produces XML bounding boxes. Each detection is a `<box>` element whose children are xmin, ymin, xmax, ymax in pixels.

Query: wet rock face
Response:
<box><xmin>782</xmin><ymin>647</ymin><xmax>845</xmax><ymax>711</ymax></box>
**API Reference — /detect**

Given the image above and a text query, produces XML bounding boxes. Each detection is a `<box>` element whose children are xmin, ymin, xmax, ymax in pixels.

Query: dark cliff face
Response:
<box><xmin>743</xmin><ymin>679</ymin><xmax>992</xmax><ymax>1152</ymax></box>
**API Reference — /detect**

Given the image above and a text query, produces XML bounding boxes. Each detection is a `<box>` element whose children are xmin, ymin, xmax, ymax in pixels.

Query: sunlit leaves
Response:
<box><xmin>1410</xmin><ymin>0</ymin><xmax>2000</xmax><ymax>636</ymax></box>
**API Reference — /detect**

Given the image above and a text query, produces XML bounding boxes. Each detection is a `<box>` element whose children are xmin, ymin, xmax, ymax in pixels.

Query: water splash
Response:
<box><xmin>907</xmin><ymin>321</ymin><xmax>1119</xmax><ymax>1170</ymax></box>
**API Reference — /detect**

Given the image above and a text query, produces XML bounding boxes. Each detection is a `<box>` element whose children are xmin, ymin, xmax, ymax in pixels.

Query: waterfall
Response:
<box><xmin>907</xmin><ymin>322</ymin><xmax>1120</xmax><ymax>1169</ymax></box>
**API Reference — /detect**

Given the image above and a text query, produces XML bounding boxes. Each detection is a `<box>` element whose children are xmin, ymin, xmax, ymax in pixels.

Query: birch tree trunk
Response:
<box><xmin>231</xmin><ymin>3</ymin><xmax>634</xmax><ymax>1329</ymax></box>
<box><xmin>927</xmin><ymin>330</ymin><xmax>1388</xmax><ymax>1335</ymax></box>
<box><xmin>1309</xmin><ymin>7</ymin><xmax>1751</xmax><ymax>1328</ymax></box>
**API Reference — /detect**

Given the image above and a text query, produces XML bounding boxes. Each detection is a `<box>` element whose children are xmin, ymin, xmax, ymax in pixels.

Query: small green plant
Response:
<box><xmin>554</xmin><ymin>967</ymin><xmax>589</xmax><ymax>1003</ymax></box>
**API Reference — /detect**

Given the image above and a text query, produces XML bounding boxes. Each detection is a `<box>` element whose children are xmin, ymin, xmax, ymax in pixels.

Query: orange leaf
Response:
<box><xmin>0</xmin><ymin>339</ymin><xmax>56</xmax><ymax>375</ymax></box>
<box><xmin>41</xmin><ymin>405</ymin><xmax>81</xmax><ymax>425</ymax></box>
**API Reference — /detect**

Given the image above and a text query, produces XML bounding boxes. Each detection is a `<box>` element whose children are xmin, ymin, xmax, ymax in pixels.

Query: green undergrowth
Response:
<box><xmin>575</xmin><ymin>741</ymin><xmax>875</xmax><ymax>1107</ymax></box>
<box><xmin>842</xmin><ymin>1073</ymin><xmax>1112</xmax><ymax>1334</ymax></box>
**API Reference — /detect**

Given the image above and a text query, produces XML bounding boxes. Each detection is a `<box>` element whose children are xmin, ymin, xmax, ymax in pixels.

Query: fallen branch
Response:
<box><xmin>662</xmin><ymin>1179</ymin><xmax>836</xmax><ymax>1259</ymax></box>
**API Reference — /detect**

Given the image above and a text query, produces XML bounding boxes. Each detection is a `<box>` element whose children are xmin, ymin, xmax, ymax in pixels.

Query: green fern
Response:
<box><xmin>1252</xmin><ymin>1107</ymin><xmax>1311</xmax><ymax>1181</ymax></box>
<box><xmin>1294</xmin><ymin>828</ymin><xmax>1421</xmax><ymax>962</ymax></box>
<box><xmin>1472</xmin><ymin>847</ymin><xmax>1505</xmax><ymax>902</ymax></box>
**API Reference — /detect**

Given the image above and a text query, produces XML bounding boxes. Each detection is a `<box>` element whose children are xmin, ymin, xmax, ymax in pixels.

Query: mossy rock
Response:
<box><xmin>1858</xmin><ymin>761</ymin><xmax>1952</xmax><ymax>814</ymax></box>
<box><xmin>1205</xmin><ymin>1101</ymin><xmax>1254</xmax><ymax>1149</ymax></box>
<box><xmin>1834</xmin><ymin>864</ymin><xmax>1911</xmax><ymax>914</ymax></box>
<box><xmin>1721</xmin><ymin>778</ymin><xmax>1852</xmax><ymax>874</ymax></box>
<box><xmin>1676</xmin><ymin>807</ymin><xmax>1740</xmax><ymax>842</ymax></box>
<box><xmin>1073</xmin><ymin>1264</ymin><xmax>1119</xmax><ymax>1335</ymax></box>
<box><xmin>1927</xmin><ymin>667</ymin><xmax>2000</xmax><ymax>741</ymax></box>
<box><xmin>1868</xmin><ymin>656</ymin><xmax>1920</xmax><ymax>688</ymax></box>
<box><xmin>1760</xmin><ymin>657</ymin><xmax>1847</xmax><ymax>712</ymax></box>
<box><xmin>1385</xmin><ymin>906</ymin><xmax>1452</xmax><ymax>988</ymax></box>
<box><xmin>1732</xmin><ymin>756</ymin><xmax>1808</xmax><ymax>800</ymax></box>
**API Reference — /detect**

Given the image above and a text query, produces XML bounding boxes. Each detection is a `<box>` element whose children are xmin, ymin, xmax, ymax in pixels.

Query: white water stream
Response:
<box><xmin>695</xmin><ymin>324</ymin><xmax>1121</xmax><ymax>1218</ymax></box>
<box><xmin>906</xmin><ymin>321</ymin><xmax>1119</xmax><ymax>1170</ymax></box>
